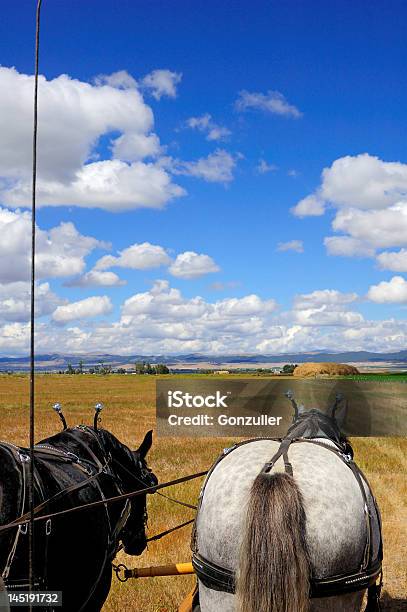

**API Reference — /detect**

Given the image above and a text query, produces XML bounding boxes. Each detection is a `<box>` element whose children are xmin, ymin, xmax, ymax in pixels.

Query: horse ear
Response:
<box><xmin>137</xmin><ymin>430</ymin><xmax>153</xmax><ymax>459</ymax></box>
<box><xmin>285</xmin><ymin>390</ymin><xmax>299</xmax><ymax>420</ymax></box>
<box><xmin>328</xmin><ymin>393</ymin><xmax>343</xmax><ymax>420</ymax></box>
<box><xmin>329</xmin><ymin>394</ymin><xmax>348</xmax><ymax>430</ymax></box>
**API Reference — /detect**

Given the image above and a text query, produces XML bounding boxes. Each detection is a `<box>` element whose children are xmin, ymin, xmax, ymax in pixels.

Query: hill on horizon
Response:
<box><xmin>1</xmin><ymin>349</ymin><xmax>407</xmax><ymax>371</ymax></box>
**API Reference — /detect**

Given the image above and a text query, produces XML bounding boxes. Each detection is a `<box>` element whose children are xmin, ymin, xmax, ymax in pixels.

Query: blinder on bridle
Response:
<box><xmin>130</xmin><ymin>430</ymin><xmax>158</xmax><ymax>496</ymax></box>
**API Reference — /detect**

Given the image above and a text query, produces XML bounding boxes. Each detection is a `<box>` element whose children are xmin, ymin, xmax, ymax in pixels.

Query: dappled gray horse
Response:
<box><xmin>192</xmin><ymin>393</ymin><xmax>382</xmax><ymax>612</ymax></box>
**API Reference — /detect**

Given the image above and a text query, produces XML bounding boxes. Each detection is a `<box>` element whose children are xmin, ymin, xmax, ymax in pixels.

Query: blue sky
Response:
<box><xmin>0</xmin><ymin>1</ymin><xmax>407</xmax><ymax>355</ymax></box>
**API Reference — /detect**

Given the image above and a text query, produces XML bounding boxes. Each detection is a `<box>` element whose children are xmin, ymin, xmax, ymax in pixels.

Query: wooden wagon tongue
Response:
<box><xmin>123</xmin><ymin>562</ymin><xmax>194</xmax><ymax>580</ymax></box>
<box><xmin>113</xmin><ymin>563</ymin><xmax>198</xmax><ymax>612</ymax></box>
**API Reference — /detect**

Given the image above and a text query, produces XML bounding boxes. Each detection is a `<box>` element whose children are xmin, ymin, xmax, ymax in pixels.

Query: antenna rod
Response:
<box><xmin>29</xmin><ymin>0</ymin><xmax>43</xmax><ymax>599</ymax></box>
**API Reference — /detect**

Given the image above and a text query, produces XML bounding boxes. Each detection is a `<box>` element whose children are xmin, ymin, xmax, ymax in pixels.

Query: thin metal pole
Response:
<box><xmin>29</xmin><ymin>0</ymin><xmax>43</xmax><ymax>599</ymax></box>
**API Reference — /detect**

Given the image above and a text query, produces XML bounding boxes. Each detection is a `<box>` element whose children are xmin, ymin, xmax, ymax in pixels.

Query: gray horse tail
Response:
<box><xmin>236</xmin><ymin>471</ymin><xmax>310</xmax><ymax>612</ymax></box>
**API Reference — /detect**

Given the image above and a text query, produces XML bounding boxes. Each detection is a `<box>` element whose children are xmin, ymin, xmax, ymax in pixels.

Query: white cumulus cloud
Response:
<box><xmin>52</xmin><ymin>296</ymin><xmax>113</xmax><ymax>323</ymax></box>
<box><xmin>95</xmin><ymin>242</ymin><xmax>171</xmax><ymax>271</ymax></box>
<box><xmin>291</xmin><ymin>289</ymin><xmax>362</xmax><ymax>327</ymax></box>
<box><xmin>0</xmin><ymin>322</ymin><xmax>30</xmax><ymax>353</ymax></box>
<box><xmin>174</xmin><ymin>149</ymin><xmax>236</xmax><ymax>183</ymax></box>
<box><xmin>2</xmin><ymin>279</ymin><xmax>407</xmax><ymax>355</ymax></box>
<box><xmin>169</xmin><ymin>252</ymin><xmax>220</xmax><ymax>279</ymax></box>
<box><xmin>121</xmin><ymin>280</ymin><xmax>276</xmax><ymax>327</ymax></box>
<box><xmin>293</xmin><ymin>153</ymin><xmax>407</xmax><ymax>217</ymax></box>
<box><xmin>93</xmin><ymin>70</ymin><xmax>137</xmax><ymax>89</ymax></box>
<box><xmin>0</xmin><ymin>207</ymin><xmax>105</xmax><ymax>283</ymax></box>
<box><xmin>294</xmin><ymin>154</ymin><xmax>407</xmax><ymax>263</ymax></box>
<box><xmin>64</xmin><ymin>270</ymin><xmax>126</xmax><ymax>288</ymax></box>
<box><xmin>186</xmin><ymin>114</ymin><xmax>231</xmax><ymax>141</ymax></box>
<box><xmin>331</xmin><ymin>203</ymin><xmax>407</xmax><ymax>250</ymax></box>
<box><xmin>0</xmin><ymin>67</ymin><xmax>184</xmax><ymax>212</ymax></box>
<box><xmin>291</xmin><ymin>195</ymin><xmax>325</xmax><ymax>217</ymax></box>
<box><xmin>324</xmin><ymin>236</ymin><xmax>375</xmax><ymax>258</ymax></box>
<box><xmin>0</xmin><ymin>281</ymin><xmax>62</xmax><ymax>322</ymax></box>
<box><xmin>367</xmin><ymin>276</ymin><xmax>407</xmax><ymax>304</ymax></box>
<box><xmin>320</xmin><ymin>154</ymin><xmax>407</xmax><ymax>210</ymax></box>
<box><xmin>3</xmin><ymin>159</ymin><xmax>185</xmax><ymax>213</ymax></box>
<box><xmin>376</xmin><ymin>249</ymin><xmax>407</xmax><ymax>272</ymax></box>
<box><xmin>141</xmin><ymin>69</ymin><xmax>182</xmax><ymax>100</ymax></box>
<box><xmin>293</xmin><ymin>289</ymin><xmax>358</xmax><ymax>309</ymax></box>
<box><xmin>235</xmin><ymin>89</ymin><xmax>302</xmax><ymax>118</ymax></box>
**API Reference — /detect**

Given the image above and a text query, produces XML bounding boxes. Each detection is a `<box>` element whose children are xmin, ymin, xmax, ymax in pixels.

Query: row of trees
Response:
<box><xmin>135</xmin><ymin>361</ymin><xmax>169</xmax><ymax>374</ymax></box>
<box><xmin>282</xmin><ymin>363</ymin><xmax>298</xmax><ymax>374</ymax></box>
<box><xmin>65</xmin><ymin>361</ymin><xmax>113</xmax><ymax>375</ymax></box>
<box><xmin>64</xmin><ymin>362</ymin><xmax>296</xmax><ymax>375</ymax></box>
<box><xmin>64</xmin><ymin>360</ymin><xmax>169</xmax><ymax>375</ymax></box>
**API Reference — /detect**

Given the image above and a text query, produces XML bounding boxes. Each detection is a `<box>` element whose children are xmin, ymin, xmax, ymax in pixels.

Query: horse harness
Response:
<box><xmin>191</xmin><ymin>434</ymin><xmax>383</xmax><ymax>610</ymax></box>
<box><xmin>0</xmin><ymin>426</ymin><xmax>131</xmax><ymax>598</ymax></box>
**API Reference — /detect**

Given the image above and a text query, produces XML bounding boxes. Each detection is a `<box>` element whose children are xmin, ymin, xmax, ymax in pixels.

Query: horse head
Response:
<box><xmin>285</xmin><ymin>390</ymin><xmax>352</xmax><ymax>454</ymax></box>
<box><xmin>47</xmin><ymin>406</ymin><xmax>158</xmax><ymax>557</ymax></box>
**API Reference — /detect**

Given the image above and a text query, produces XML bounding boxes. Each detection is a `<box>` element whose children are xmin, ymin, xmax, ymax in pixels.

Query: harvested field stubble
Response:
<box><xmin>0</xmin><ymin>374</ymin><xmax>405</xmax><ymax>611</ymax></box>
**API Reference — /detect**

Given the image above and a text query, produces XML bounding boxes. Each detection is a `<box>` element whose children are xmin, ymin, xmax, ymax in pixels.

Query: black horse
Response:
<box><xmin>0</xmin><ymin>425</ymin><xmax>157</xmax><ymax>611</ymax></box>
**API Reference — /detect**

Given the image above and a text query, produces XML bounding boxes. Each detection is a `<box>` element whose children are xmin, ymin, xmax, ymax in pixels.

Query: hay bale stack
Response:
<box><xmin>293</xmin><ymin>362</ymin><xmax>359</xmax><ymax>377</ymax></box>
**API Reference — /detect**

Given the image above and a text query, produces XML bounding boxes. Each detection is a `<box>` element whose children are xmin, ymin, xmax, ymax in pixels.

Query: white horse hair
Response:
<box><xmin>195</xmin><ymin>434</ymin><xmax>382</xmax><ymax>612</ymax></box>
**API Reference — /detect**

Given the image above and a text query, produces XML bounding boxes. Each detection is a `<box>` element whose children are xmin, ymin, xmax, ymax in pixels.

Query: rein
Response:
<box><xmin>110</xmin><ymin>448</ymin><xmax>198</xmax><ymax>511</ymax></box>
<box><xmin>0</xmin><ymin>469</ymin><xmax>207</xmax><ymax>534</ymax></box>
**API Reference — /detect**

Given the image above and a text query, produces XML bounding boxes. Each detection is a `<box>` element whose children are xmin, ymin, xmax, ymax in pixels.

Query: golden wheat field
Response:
<box><xmin>0</xmin><ymin>374</ymin><xmax>406</xmax><ymax>611</ymax></box>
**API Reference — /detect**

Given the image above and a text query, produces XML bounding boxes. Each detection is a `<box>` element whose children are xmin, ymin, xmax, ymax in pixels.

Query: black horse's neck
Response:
<box><xmin>37</xmin><ymin>426</ymin><xmax>137</xmax><ymax>486</ymax></box>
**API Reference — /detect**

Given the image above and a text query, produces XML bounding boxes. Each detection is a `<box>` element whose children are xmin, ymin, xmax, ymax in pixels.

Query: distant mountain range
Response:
<box><xmin>0</xmin><ymin>350</ymin><xmax>407</xmax><ymax>371</ymax></box>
